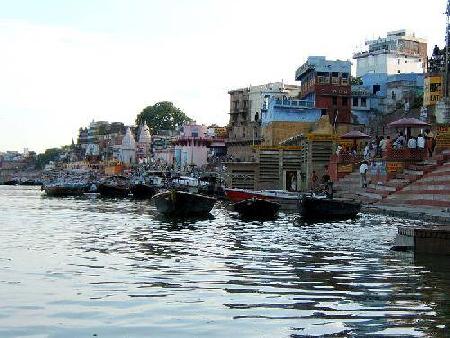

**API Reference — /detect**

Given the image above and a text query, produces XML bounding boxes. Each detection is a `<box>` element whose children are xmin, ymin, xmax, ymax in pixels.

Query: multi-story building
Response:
<box><xmin>295</xmin><ymin>56</ymin><xmax>352</xmax><ymax>124</ymax></box>
<box><xmin>353</xmin><ymin>29</ymin><xmax>427</xmax><ymax>77</ymax></box>
<box><xmin>227</xmin><ymin>83</ymin><xmax>301</xmax><ymax>161</ymax></box>
<box><xmin>173</xmin><ymin>124</ymin><xmax>211</xmax><ymax>170</ymax></box>
<box><xmin>261</xmin><ymin>97</ymin><xmax>322</xmax><ymax>146</ymax></box>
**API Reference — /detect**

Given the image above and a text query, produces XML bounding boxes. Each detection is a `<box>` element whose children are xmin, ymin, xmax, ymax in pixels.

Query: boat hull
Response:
<box><xmin>225</xmin><ymin>188</ymin><xmax>301</xmax><ymax>210</ymax></box>
<box><xmin>152</xmin><ymin>191</ymin><xmax>216</xmax><ymax>216</ymax></box>
<box><xmin>233</xmin><ymin>198</ymin><xmax>280</xmax><ymax>218</ymax></box>
<box><xmin>98</xmin><ymin>184</ymin><xmax>130</xmax><ymax>198</ymax></box>
<box><xmin>44</xmin><ymin>185</ymin><xmax>88</xmax><ymax>197</ymax></box>
<box><xmin>300</xmin><ymin>196</ymin><xmax>361</xmax><ymax>219</ymax></box>
<box><xmin>131</xmin><ymin>184</ymin><xmax>158</xmax><ymax>199</ymax></box>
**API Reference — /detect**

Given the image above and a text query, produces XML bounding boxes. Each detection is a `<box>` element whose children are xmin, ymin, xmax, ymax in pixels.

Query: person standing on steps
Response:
<box><xmin>359</xmin><ymin>161</ymin><xmax>368</xmax><ymax>188</ymax></box>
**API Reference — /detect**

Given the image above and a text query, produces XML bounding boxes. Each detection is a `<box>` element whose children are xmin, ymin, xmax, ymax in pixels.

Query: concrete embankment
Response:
<box><xmin>363</xmin><ymin>204</ymin><xmax>450</xmax><ymax>223</ymax></box>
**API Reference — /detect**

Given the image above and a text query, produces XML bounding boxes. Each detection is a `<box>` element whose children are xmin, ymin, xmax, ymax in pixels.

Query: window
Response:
<box><xmin>342</xmin><ymin>97</ymin><xmax>348</xmax><ymax>106</ymax></box>
<box><xmin>332</xmin><ymin>96</ymin><xmax>338</xmax><ymax>105</ymax></box>
<box><xmin>397</xmin><ymin>70</ymin><xmax>401</xmax><ymax>73</ymax></box>
<box><xmin>341</xmin><ymin>73</ymin><xmax>349</xmax><ymax>85</ymax></box>
<box><xmin>352</xmin><ymin>97</ymin><xmax>358</xmax><ymax>106</ymax></box>
<box><xmin>361</xmin><ymin>97</ymin><xmax>367</xmax><ymax>107</ymax></box>
<box><xmin>373</xmin><ymin>84</ymin><xmax>380</xmax><ymax>95</ymax></box>
<box><xmin>317</xmin><ymin>72</ymin><xmax>330</xmax><ymax>84</ymax></box>
<box><xmin>331</xmin><ymin>72</ymin><xmax>339</xmax><ymax>84</ymax></box>
<box><xmin>391</xmin><ymin>91</ymin><xmax>396</xmax><ymax>100</ymax></box>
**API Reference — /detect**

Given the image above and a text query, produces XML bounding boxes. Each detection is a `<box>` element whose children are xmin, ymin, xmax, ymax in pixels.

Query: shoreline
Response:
<box><xmin>362</xmin><ymin>204</ymin><xmax>450</xmax><ymax>224</ymax></box>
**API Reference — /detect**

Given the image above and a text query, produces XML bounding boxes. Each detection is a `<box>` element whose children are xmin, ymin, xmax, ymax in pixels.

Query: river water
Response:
<box><xmin>0</xmin><ymin>186</ymin><xmax>449</xmax><ymax>337</ymax></box>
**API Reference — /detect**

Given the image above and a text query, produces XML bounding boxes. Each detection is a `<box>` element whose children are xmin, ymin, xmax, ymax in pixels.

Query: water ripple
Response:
<box><xmin>0</xmin><ymin>186</ymin><xmax>449</xmax><ymax>337</ymax></box>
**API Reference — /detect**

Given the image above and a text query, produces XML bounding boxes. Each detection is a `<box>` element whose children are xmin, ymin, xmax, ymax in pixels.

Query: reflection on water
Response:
<box><xmin>0</xmin><ymin>186</ymin><xmax>449</xmax><ymax>337</ymax></box>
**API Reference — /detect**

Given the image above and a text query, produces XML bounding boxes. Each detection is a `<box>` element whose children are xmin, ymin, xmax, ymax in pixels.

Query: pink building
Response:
<box><xmin>174</xmin><ymin>124</ymin><xmax>211</xmax><ymax>170</ymax></box>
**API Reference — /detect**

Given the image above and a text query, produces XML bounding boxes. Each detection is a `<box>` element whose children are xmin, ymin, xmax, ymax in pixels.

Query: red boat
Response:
<box><xmin>225</xmin><ymin>188</ymin><xmax>302</xmax><ymax>210</ymax></box>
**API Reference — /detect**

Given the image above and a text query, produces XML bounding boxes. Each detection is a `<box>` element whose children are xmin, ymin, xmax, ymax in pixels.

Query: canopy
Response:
<box><xmin>340</xmin><ymin>130</ymin><xmax>370</xmax><ymax>139</ymax></box>
<box><xmin>387</xmin><ymin>118</ymin><xmax>430</xmax><ymax>128</ymax></box>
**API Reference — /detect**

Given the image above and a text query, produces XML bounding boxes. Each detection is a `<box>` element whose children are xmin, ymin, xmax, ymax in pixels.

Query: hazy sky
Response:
<box><xmin>0</xmin><ymin>0</ymin><xmax>446</xmax><ymax>153</ymax></box>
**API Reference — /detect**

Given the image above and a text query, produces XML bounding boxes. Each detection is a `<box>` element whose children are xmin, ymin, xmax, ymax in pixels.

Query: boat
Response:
<box><xmin>233</xmin><ymin>198</ymin><xmax>280</xmax><ymax>218</ymax></box>
<box><xmin>225</xmin><ymin>188</ymin><xmax>302</xmax><ymax>210</ymax></box>
<box><xmin>299</xmin><ymin>195</ymin><xmax>361</xmax><ymax>219</ymax></box>
<box><xmin>3</xmin><ymin>179</ymin><xmax>19</xmax><ymax>186</ymax></box>
<box><xmin>131</xmin><ymin>183</ymin><xmax>159</xmax><ymax>199</ymax></box>
<box><xmin>152</xmin><ymin>190</ymin><xmax>216</xmax><ymax>216</ymax></box>
<box><xmin>43</xmin><ymin>182</ymin><xmax>89</xmax><ymax>197</ymax></box>
<box><xmin>98</xmin><ymin>176</ymin><xmax>130</xmax><ymax>198</ymax></box>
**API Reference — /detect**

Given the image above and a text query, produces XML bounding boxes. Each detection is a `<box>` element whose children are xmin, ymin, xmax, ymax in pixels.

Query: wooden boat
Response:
<box><xmin>43</xmin><ymin>182</ymin><xmax>89</xmax><ymax>197</ymax></box>
<box><xmin>98</xmin><ymin>176</ymin><xmax>130</xmax><ymax>198</ymax></box>
<box><xmin>131</xmin><ymin>183</ymin><xmax>159</xmax><ymax>199</ymax></box>
<box><xmin>152</xmin><ymin>190</ymin><xmax>216</xmax><ymax>216</ymax></box>
<box><xmin>225</xmin><ymin>188</ymin><xmax>302</xmax><ymax>210</ymax></box>
<box><xmin>233</xmin><ymin>198</ymin><xmax>280</xmax><ymax>218</ymax></box>
<box><xmin>299</xmin><ymin>195</ymin><xmax>361</xmax><ymax>219</ymax></box>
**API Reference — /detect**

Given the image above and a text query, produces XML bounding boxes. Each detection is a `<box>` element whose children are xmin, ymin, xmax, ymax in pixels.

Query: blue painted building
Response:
<box><xmin>261</xmin><ymin>97</ymin><xmax>322</xmax><ymax>125</ymax></box>
<box><xmin>351</xmin><ymin>72</ymin><xmax>424</xmax><ymax>124</ymax></box>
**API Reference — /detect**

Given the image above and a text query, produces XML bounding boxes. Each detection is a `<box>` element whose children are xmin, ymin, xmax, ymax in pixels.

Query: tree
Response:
<box><xmin>36</xmin><ymin>148</ymin><xmax>63</xmax><ymax>169</ymax></box>
<box><xmin>135</xmin><ymin>101</ymin><xmax>193</xmax><ymax>133</ymax></box>
<box><xmin>350</xmin><ymin>76</ymin><xmax>363</xmax><ymax>85</ymax></box>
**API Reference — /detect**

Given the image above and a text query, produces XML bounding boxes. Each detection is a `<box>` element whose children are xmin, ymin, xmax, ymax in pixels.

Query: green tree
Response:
<box><xmin>135</xmin><ymin>101</ymin><xmax>193</xmax><ymax>133</ymax></box>
<box><xmin>350</xmin><ymin>76</ymin><xmax>363</xmax><ymax>85</ymax></box>
<box><xmin>36</xmin><ymin>148</ymin><xmax>62</xmax><ymax>169</ymax></box>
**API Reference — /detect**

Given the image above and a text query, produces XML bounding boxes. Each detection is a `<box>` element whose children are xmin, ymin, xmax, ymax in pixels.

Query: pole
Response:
<box><xmin>445</xmin><ymin>0</ymin><xmax>450</xmax><ymax>98</ymax></box>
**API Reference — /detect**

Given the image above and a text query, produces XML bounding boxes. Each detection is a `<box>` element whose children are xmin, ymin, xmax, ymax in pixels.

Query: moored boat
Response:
<box><xmin>152</xmin><ymin>190</ymin><xmax>216</xmax><ymax>216</ymax></box>
<box><xmin>233</xmin><ymin>198</ymin><xmax>280</xmax><ymax>219</ymax></box>
<box><xmin>225</xmin><ymin>188</ymin><xmax>302</xmax><ymax>210</ymax></box>
<box><xmin>98</xmin><ymin>176</ymin><xmax>130</xmax><ymax>198</ymax></box>
<box><xmin>43</xmin><ymin>182</ymin><xmax>89</xmax><ymax>197</ymax></box>
<box><xmin>299</xmin><ymin>195</ymin><xmax>361</xmax><ymax>219</ymax></box>
<box><xmin>131</xmin><ymin>183</ymin><xmax>159</xmax><ymax>199</ymax></box>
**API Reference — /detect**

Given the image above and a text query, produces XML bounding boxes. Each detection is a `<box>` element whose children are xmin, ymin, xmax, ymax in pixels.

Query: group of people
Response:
<box><xmin>335</xmin><ymin>129</ymin><xmax>437</xmax><ymax>161</ymax></box>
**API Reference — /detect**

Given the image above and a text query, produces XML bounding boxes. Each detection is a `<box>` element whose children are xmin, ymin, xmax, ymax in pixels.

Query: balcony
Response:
<box><xmin>273</xmin><ymin>98</ymin><xmax>314</xmax><ymax>108</ymax></box>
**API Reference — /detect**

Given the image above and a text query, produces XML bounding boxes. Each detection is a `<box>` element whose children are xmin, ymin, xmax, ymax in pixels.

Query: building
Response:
<box><xmin>261</xmin><ymin>97</ymin><xmax>322</xmax><ymax>146</ymax></box>
<box><xmin>152</xmin><ymin>130</ymin><xmax>176</xmax><ymax>167</ymax></box>
<box><xmin>136</xmin><ymin>124</ymin><xmax>152</xmax><ymax>163</ymax></box>
<box><xmin>227</xmin><ymin>82</ymin><xmax>302</xmax><ymax>161</ymax></box>
<box><xmin>118</xmin><ymin>127</ymin><xmax>136</xmax><ymax>165</ymax></box>
<box><xmin>174</xmin><ymin>124</ymin><xmax>210</xmax><ymax>171</ymax></box>
<box><xmin>353</xmin><ymin>29</ymin><xmax>427</xmax><ymax>77</ymax></box>
<box><xmin>295</xmin><ymin>56</ymin><xmax>352</xmax><ymax>124</ymax></box>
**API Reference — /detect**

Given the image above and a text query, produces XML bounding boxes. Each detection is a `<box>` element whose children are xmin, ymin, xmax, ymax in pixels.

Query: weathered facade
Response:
<box><xmin>295</xmin><ymin>56</ymin><xmax>352</xmax><ymax>124</ymax></box>
<box><xmin>353</xmin><ymin>29</ymin><xmax>427</xmax><ymax>77</ymax></box>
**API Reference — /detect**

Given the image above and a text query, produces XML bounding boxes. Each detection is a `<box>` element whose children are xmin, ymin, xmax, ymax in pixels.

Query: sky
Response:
<box><xmin>0</xmin><ymin>0</ymin><xmax>447</xmax><ymax>153</ymax></box>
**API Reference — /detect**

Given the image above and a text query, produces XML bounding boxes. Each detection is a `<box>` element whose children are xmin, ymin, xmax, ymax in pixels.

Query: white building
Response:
<box><xmin>353</xmin><ymin>30</ymin><xmax>427</xmax><ymax>77</ymax></box>
<box><xmin>136</xmin><ymin>124</ymin><xmax>152</xmax><ymax>163</ymax></box>
<box><xmin>248</xmin><ymin>82</ymin><xmax>301</xmax><ymax>122</ymax></box>
<box><xmin>119</xmin><ymin>127</ymin><xmax>136</xmax><ymax>165</ymax></box>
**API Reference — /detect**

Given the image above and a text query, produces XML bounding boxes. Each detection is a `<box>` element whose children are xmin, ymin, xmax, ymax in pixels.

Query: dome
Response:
<box><xmin>121</xmin><ymin>127</ymin><xmax>136</xmax><ymax>149</ymax></box>
<box><xmin>138</xmin><ymin>124</ymin><xmax>151</xmax><ymax>144</ymax></box>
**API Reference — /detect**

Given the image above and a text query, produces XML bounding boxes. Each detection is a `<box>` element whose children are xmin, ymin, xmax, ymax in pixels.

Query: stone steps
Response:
<box><xmin>380</xmin><ymin>199</ymin><xmax>450</xmax><ymax>208</ymax></box>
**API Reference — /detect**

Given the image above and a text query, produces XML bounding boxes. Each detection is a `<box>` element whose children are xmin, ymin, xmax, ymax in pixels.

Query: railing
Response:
<box><xmin>384</xmin><ymin>148</ymin><xmax>427</xmax><ymax>162</ymax></box>
<box><xmin>273</xmin><ymin>98</ymin><xmax>314</xmax><ymax>108</ymax></box>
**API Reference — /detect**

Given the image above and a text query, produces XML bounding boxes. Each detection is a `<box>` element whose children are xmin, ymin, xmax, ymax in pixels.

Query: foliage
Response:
<box><xmin>350</xmin><ymin>76</ymin><xmax>363</xmax><ymax>85</ymax></box>
<box><xmin>36</xmin><ymin>148</ymin><xmax>62</xmax><ymax>169</ymax></box>
<box><xmin>135</xmin><ymin>101</ymin><xmax>193</xmax><ymax>133</ymax></box>
<box><xmin>412</xmin><ymin>94</ymin><xmax>423</xmax><ymax>109</ymax></box>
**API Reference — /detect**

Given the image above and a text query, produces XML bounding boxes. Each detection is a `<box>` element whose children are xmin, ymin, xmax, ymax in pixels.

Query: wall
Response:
<box><xmin>263</xmin><ymin>122</ymin><xmax>314</xmax><ymax>146</ymax></box>
<box><xmin>357</xmin><ymin>54</ymin><xmax>422</xmax><ymax>77</ymax></box>
<box><xmin>174</xmin><ymin>144</ymin><xmax>208</xmax><ymax>169</ymax></box>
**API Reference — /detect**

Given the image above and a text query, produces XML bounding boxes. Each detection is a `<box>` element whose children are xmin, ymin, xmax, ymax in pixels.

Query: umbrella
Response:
<box><xmin>340</xmin><ymin>130</ymin><xmax>370</xmax><ymax>139</ymax></box>
<box><xmin>387</xmin><ymin>118</ymin><xmax>430</xmax><ymax>128</ymax></box>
